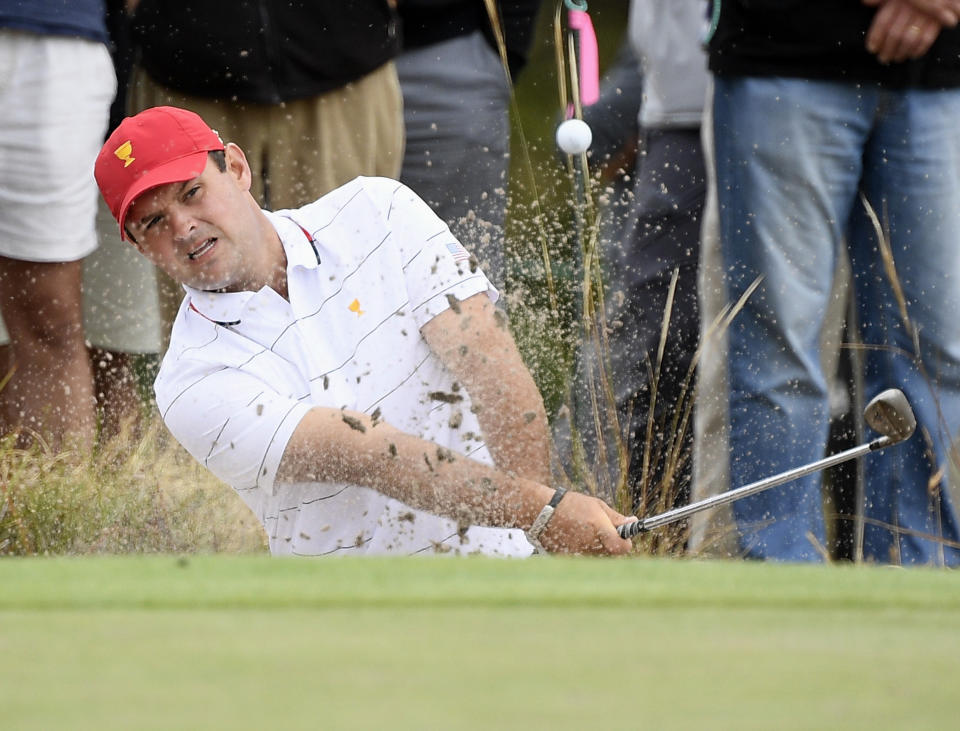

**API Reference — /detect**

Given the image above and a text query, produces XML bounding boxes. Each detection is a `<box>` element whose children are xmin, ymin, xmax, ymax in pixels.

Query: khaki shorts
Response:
<box><xmin>128</xmin><ymin>62</ymin><xmax>404</xmax><ymax>209</ymax></box>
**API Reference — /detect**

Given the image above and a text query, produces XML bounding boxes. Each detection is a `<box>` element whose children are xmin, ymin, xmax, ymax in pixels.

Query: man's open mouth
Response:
<box><xmin>188</xmin><ymin>238</ymin><xmax>217</xmax><ymax>260</ymax></box>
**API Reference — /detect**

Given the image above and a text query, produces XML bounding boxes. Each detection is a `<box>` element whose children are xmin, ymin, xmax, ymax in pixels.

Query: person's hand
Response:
<box><xmin>864</xmin><ymin>0</ymin><xmax>944</xmax><ymax>63</ymax></box>
<box><xmin>864</xmin><ymin>0</ymin><xmax>960</xmax><ymax>26</ymax></box>
<box><xmin>539</xmin><ymin>491</ymin><xmax>636</xmax><ymax>555</ymax></box>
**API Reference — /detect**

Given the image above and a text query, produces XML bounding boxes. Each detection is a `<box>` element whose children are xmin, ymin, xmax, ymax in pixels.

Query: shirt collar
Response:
<box><xmin>265</xmin><ymin>210</ymin><xmax>322</xmax><ymax>271</ymax></box>
<box><xmin>184</xmin><ymin>209</ymin><xmax>318</xmax><ymax>326</ymax></box>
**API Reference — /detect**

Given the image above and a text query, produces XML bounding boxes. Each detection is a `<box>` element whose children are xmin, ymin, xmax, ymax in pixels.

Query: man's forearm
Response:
<box><xmin>421</xmin><ymin>293</ymin><xmax>552</xmax><ymax>484</ymax></box>
<box><xmin>277</xmin><ymin>406</ymin><xmax>633</xmax><ymax>554</ymax></box>
<box><xmin>277</xmin><ymin>407</ymin><xmax>553</xmax><ymax>532</ymax></box>
<box><xmin>467</xmin><ymin>358</ymin><xmax>552</xmax><ymax>485</ymax></box>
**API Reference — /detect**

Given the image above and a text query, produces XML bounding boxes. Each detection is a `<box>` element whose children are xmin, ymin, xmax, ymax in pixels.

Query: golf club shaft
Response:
<box><xmin>618</xmin><ymin>435</ymin><xmax>894</xmax><ymax>539</ymax></box>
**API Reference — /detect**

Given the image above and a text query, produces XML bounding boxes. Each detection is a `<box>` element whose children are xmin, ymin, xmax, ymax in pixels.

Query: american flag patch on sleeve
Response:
<box><xmin>445</xmin><ymin>241</ymin><xmax>471</xmax><ymax>263</ymax></box>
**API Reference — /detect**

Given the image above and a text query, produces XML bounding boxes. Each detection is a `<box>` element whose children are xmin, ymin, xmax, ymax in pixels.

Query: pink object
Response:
<box><xmin>569</xmin><ymin>10</ymin><xmax>599</xmax><ymax>107</ymax></box>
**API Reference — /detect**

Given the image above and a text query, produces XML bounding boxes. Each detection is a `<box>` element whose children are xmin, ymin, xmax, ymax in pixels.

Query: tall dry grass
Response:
<box><xmin>496</xmin><ymin>2</ymin><xmax>697</xmax><ymax>553</ymax></box>
<box><xmin>0</xmin><ymin>416</ymin><xmax>266</xmax><ymax>556</ymax></box>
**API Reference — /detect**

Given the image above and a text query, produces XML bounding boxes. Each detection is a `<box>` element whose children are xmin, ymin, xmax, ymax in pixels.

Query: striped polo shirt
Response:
<box><xmin>155</xmin><ymin>177</ymin><xmax>534</xmax><ymax>557</ymax></box>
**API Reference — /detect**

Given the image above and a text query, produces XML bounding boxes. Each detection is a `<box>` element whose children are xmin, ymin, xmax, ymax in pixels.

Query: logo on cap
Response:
<box><xmin>114</xmin><ymin>141</ymin><xmax>136</xmax><ymax>168</ymax></box>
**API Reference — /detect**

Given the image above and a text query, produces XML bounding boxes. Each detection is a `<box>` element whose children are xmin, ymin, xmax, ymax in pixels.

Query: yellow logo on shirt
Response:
<box><xmin>349</xmin><ymin>298</ymin><xmax>365</xmax><ymax>316</ymax></box>
<box><xmin>114</xmin><ymin>141</ymin><xmax>135</xmax><ymax>167</ymax></box>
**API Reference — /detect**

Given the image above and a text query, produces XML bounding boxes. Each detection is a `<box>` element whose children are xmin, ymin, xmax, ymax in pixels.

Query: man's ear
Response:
<box><xmin>224</xmin><ymin>142</ymin><xmax>253</xmax><ymax>192</ymax></box>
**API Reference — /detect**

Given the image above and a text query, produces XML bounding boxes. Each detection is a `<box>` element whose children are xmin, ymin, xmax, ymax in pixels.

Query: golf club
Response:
<box><xmin>617</xmin><ymin>388</ymin><xmax>916</xmax><ymax>539</ymax></box>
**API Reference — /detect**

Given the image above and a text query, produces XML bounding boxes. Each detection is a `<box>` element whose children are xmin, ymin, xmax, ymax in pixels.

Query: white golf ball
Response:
<box><xmin>555</xmin><ymin>118</ymin><xmax>593</xmax><ymax>154</ymax></box>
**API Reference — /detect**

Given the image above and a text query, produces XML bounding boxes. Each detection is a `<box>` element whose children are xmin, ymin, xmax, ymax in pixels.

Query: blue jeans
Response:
<box><xmin>713</xmin><ymin>76</ymin><xmax>960</xmax><ymax>565</ymax></box>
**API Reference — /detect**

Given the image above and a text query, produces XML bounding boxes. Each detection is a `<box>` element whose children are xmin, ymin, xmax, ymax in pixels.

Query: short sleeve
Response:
<box><xmin>362</xmin><ymin>178</ymin><xmax>498</xmax><ymax>330</ymax></box>
<box><xmin>155</xmin><ymin>359</ymin><xmax>312</xmax><ymax>496</ymax></box>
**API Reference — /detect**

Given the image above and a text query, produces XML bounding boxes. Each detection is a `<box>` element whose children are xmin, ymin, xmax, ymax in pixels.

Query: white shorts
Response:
<box><xmin>0</xmin><ymin>29</ymin><xmax>115</xmax><ymax>262</ymax></box>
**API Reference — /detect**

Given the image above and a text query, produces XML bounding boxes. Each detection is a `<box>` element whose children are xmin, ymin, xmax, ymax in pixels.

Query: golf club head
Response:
<box><xmin>864</xmin><ymin>388</ymin><xmax>916</xmax><ymax>443</ymax></box>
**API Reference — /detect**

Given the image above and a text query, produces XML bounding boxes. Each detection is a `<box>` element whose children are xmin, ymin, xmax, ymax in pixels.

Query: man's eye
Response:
<box><xmin>185</xmin><ymin>186</ymin><xmax>200</xmax><ymax>200</ymax></box>
<box><xmin>145</xmin><ymin>215</ymin><xmax>162</xmax><ymax>230</ymax></box>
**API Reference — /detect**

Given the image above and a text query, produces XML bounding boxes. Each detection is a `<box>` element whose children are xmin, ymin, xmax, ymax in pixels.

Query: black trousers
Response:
<box><xmin>591</xmin><ymin>127</ymin><xmax>706</xmax><ymax>512</ymax></box>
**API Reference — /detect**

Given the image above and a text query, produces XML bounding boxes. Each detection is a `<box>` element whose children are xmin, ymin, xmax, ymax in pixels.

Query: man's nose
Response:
<box><xmin>170</xmin><ymin>209</ymin><xmax>197</xmax><ymax>242</ymax></box>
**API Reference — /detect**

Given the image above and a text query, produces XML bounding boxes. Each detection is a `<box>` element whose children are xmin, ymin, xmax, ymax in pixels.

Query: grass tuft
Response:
<box><xmin>0</xmin><ymin>417</ymin><xmax>266</xmax><ymax>557</ymax></box>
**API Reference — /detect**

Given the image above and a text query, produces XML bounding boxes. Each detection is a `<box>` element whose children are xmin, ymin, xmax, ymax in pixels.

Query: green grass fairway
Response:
<box><xmin>1</xmin><ymin>557</ymin><xmax>958</xmax><ymax>730</ymax></box>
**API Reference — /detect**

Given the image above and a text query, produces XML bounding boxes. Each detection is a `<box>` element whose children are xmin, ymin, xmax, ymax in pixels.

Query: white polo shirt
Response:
<box><xmin>155</xmin><ymin>177</ymin><xmax>534</xmax><ymax>557</ymax></box>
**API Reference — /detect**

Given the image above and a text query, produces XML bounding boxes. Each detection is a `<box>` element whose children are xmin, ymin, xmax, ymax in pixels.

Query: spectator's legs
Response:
<box><xmin>690</xmin><ymin>83</ymin><xmax>741</xmax><ymax>556</ymax></box>
<box><xmin>713</xmin><ymin>77</ymin><xmax>872</xmax><ymax>561</ymax></box>
<box><xmin>89</xmin><ymin>348</ymin><xmax>140</xmax><ymax>438</ymax></box>
<box><xmin>0</xmin><ymin>32</ymin><xmax>112</xmax><ymax>450</ymax></box>
<box><xmin>0</xmin><ymin>258</ymin><xmax>95</xmax><ymax>449</ymax></box>
<box><xmin>83</xmin><ymin>197</ymin><xmax>162</xmax><ymax>439</ymax></box>
<box><xmin>849</xmin><ymin>87</ymin><xmax>960</xmax><ymax>565</ymax></box>
<box><xmin>396</xmin><ymin>31</ymin><xmax>511</xmax><ymax>289</ymax></box>
<box><xmin>607</xmin><ymin>128</ymin><xmax>704</xmax><ymax>511</ymax></box>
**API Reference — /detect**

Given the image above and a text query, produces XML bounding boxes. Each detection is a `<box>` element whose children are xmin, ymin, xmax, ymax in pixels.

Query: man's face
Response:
<box><xmin>124</xmin><ymin>144</ymin><xmax>269</xmax><ymax>292</ymax></box>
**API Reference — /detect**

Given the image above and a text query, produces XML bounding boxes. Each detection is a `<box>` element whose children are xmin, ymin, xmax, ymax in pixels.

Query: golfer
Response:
<box><xmin>95</xmin><ymin>106</ymin><xmax>634</xmax><ymax>557</ymax></box>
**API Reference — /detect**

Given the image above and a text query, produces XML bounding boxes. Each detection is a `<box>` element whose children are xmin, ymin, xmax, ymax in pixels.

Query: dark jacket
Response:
<box><xmin>0</xmin><ymin>0</ymin><xmax>107</xmax><ymax>42</ymax></box>
<box><xmin>399</xmin><ymin>0</ymin><xmax>541</xmax><ymax>77</ymax></box>
<box><xmin>131</xmin><ymin>0</ymin><xmax>400</xmax><ymax>104</ymax></box>
<box><xmin>708</xmin><ymin>0</ymin><xmax>960</xmax><ymax>88</ymax></box>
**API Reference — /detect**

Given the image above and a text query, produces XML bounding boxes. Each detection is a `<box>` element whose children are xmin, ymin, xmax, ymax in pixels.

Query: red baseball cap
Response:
<box><xmin>95</xmin><ymin>106</ymin><xmax>225</xmax><ymax>240</ymax></box>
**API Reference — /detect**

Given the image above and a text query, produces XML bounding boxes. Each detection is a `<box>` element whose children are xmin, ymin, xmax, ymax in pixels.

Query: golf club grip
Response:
<box><xmin>618</xmin><ymin>520</ymin><xmax>646</xmax><ymax>539</ymax></box>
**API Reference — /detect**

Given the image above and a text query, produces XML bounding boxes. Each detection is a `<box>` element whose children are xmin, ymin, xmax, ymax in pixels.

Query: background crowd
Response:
<box><xmin>2</xmin><ymin>0</ymin><xmax>959</xmax><ymax>565</ymax></box>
